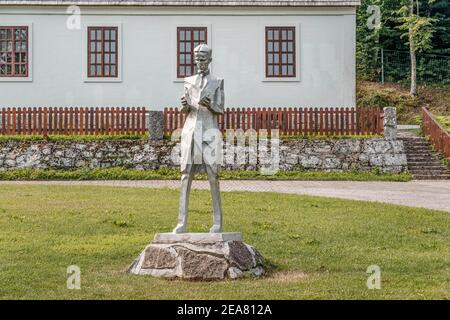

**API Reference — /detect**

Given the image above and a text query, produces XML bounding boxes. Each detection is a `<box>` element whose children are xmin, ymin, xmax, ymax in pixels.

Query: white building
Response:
<box><xmin>0</xmin><ymin>0</ymin><xmax>360</xmax><ymax>110</ymax></box>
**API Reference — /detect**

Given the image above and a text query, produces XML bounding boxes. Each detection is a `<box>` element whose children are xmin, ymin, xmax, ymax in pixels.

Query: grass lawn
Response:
<box><xmin>0</xmin><ymin>185</ymin><xmax>449</xmax><ymax>300</ymax></box>
<box><xmin>0</xmin><ymin>168</ymin><xmax>413</xmax><ymax>182</ymax></box>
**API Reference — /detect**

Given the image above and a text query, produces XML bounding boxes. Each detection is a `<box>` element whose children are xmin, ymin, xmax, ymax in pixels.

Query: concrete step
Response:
<box><xmin>408</xmin><ymin>165</ymin><xmax>448</xmax><ymax>170</ymax></box>
<box><xmin>413</xmin><ymin>175</ymin><xmax>449</xmax><ymax>180</ymax></box>
<box><xmin>409</xmin><ymin>171</ymin><xmax>448</xmax><ymax>175</ymax></box>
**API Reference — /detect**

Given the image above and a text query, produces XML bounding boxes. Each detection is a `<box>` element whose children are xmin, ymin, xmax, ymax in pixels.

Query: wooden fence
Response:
<box><xmin>422</xmin><ymin>107</ymin><xmax>450</xmax><ymax>158</ymax></box>
<box><xmin>164</xmin><ymin>107</ymin><xmax>384</xmax><ymax>136</ymax></box>
<box><xmin>0</xmin><ymin>107</ymin><xmax>147</xmax><ymax>135</ymax></box>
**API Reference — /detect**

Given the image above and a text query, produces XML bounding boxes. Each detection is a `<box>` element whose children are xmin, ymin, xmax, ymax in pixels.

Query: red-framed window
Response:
<box><xmin>0</xmin><ymin>26</ymin><xmax>29</xmax><ymax>77</ymax></box>
<box><xmin>177</xmin><ymin>27</ymin><xmax>207</xmax><ymax>78</ymax></box>
<box><xmin>87</xmin><ymin>26</ymin><xmax>118</xmax><ymax>78</ymax></box>
<box><xmin>265</xmin><ymin>26</ymin><xmax>296</xmax><ymax>78</ymax></box>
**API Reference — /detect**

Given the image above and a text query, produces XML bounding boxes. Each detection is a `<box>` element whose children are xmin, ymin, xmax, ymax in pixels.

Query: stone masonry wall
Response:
<box><xmin>0</xmin><ymin>138</ymin><xmax>408</xmax><ymax>173</ymax></box>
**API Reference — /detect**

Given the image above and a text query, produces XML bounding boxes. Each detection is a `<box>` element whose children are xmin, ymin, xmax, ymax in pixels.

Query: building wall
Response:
<box><xmin>0</xmin><ymin>5</ymin><xmax>357</xmax><ymax>110</ymax></box>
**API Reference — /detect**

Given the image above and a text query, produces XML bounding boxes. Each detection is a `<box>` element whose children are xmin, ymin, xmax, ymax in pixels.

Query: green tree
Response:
<box><xmin>398</xmin><ymin>0</ymin><xmax>438</xmax><ymax>96</ymax></box>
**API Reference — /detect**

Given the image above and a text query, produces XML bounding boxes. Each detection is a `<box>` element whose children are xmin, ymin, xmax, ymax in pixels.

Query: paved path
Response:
<box><xmin>1</xmin><ymin>180</ymin><xmax>449</xmax><ymax>212</ymax></box>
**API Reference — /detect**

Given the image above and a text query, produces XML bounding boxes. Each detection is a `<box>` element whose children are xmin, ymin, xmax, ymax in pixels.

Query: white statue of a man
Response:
<box><xmin>173</xmin><ymin>44</ymin><xmax>225</xmax><ymax>234</ymax></box>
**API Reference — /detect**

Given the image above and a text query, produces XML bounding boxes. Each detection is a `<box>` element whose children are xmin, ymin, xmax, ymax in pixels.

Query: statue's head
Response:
<box><xmin>194</xmin><ymin>44</ymin><xmax>212</xmax><ymax>74</ymax></box>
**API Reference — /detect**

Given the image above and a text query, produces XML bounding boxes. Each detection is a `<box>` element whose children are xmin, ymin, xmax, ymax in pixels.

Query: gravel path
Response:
<box><xmin>1</xmin><ymin>180</ymin><xmax>449</xmax><ymax>212</ymax></box>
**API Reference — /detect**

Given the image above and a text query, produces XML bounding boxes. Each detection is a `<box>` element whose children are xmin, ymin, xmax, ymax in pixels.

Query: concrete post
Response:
<box><xmin>383</xmin><ymin>107</ymin><xmax>397</xmax><ymax>140</ymax></box>
<box><xmin>148</xmin><ymin>110</ymin><xmax>164</xmax><ymax>141</ymax></box>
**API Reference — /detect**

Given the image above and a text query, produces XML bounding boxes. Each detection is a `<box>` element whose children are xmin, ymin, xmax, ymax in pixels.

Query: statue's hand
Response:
<box><xmin>181</xmin><ymin>96</ymin><xmax>190</xmax><ymax>112</ymax></box>
<box><xmin>199</xmin><ymin>97</ymin><xmax>212</xmax><ymax>110</ymax></box>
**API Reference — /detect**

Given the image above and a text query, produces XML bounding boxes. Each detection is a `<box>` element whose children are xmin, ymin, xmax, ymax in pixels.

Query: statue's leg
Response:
<box><xmin>206</xmin><ymin>164</ymin><xmax>223</xmax><ymax>233</ymax></box>
<box><xmin>173</xmin><ymin>165</ymin><xmax>195</xmax><ymax>234</ymax></box>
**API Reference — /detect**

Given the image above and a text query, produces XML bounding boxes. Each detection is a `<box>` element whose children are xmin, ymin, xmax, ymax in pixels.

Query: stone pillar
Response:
<box><xmin>148</xmin><ymin>110</ymin><xmax>164</xmax><ymax>141</ymax></box>
<box><xmin>383</xmin><ymin>107</ymin><xmax>397</xmax><ymax>140</ymax></box>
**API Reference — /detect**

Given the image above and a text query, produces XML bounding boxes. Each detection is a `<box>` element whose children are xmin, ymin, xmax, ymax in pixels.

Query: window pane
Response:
<box><xmin>0</xmin><ymin>30</ymin><xmax>5</xmax><ymax>39</ymax></box>
<box><xmin>282</xmin><ymin>65</ymin><xmax>287</xmax><ymax>76</ymax></box>
<box><xmin>199</xmin><ymin>31</ymin><xmax>205</xmax><ymax>41</ymax></box>
<box><xmin>268</xmin><ymin>42</ymin><xmax>273</xmax><ymax>52</ymax></box>
<box><xmin>180</xmin><ymin>54</ymin><xmax>185</xmax><ymax>64</ymax></box>
<box><xmin>96</xmin><ymin>65</ymin><xmax>101</xmax><ymax>75</ymax></box>
<box><xmin>90</xmin><ymin>53</ymin><xmax>96</xmax><ymax>63</ymax></box>
<box><xmin>186</xmin><ymin>54</ymin><xmax>191</xmax><ymax>64</ymax></box>
<box><xmin>273</xmin><ymin>42</ymin><xmax>279</xmax><ymax>52</ymax></box>
<box><xmin>0</xmin><ymin>41</ymin><xmax>5</xmax><ymax>51</ymax></box>
<box><xmin>0</xmin><ymin>64</ymin><xmax>5</xmax><ymax>75</ymax></box>
<box><xmin>90</xmin><ymin>42</ymin><xmax>96</xmax><ymax>52</ymax></box>
<box><xmin>288</xmin><ymin>42</ymin><xmax>293</xmax><ymax>52</ymax></box>
<box><xmin>288</xmin><ymin>53</ymin><xmax>293</xmax><ymax>64</ymax></box>
<box><xmin>185</xmin><ymin>42</ymin><xmax>191</xmax><ymax>52</ymax></box>
<box><xmin>186</xmin><ymin>66</ymin><xmax>191</xmax><ymax>76</ymax></box>
<box><xmin>185</xmin><ymin>31</ymin><xmax>191</xmax><ymax>41</ymax></box>
<box><xmin>20</xmin><ymin>64</ymin><xmax>26</xmax><ymax>75</ymax></box>
<box><xmin>194</xmin><ymin>31</ymin><xmax>199</xmax><ymax>41</ymax></box>
<box><xmin>282</xmin><ymin>30</ymin><xmax>287</xmax><ymax>40</ymax></box>
<box><xmin>282</xmin><ymin>42</ymin><xmax>287</xmax><ymax>52</ymax></box>
<box><xmin>268</xmin><ymin>65</ymin><xmax>273</xmax><ymax>76</ymax></box>
<box><xmin>105</xmin><ymin>42</ymin><xmax>110</xmax><ymax>52</ymax></box>
<box><xmin>288</xmin><ymin>65</ymin><xmax>294</xmax><ymax>76</ymax></box>
<box><xmin>273</xmin><ymin>30</ymin><xmax>279</xmax><ymax>40</ymax></box>
<box><xmin>287</xmin><ymin>30</ymin><xmax>293</xmax><ymax>40</ymax></box>
<box><xmin>273</xmin><ymin>54</ymin><xmax>279</xmax><ymax>64</ymax></box>
<box><xmin>96</xmin><ymin>42</ymin><xmax>101</xmax><ymax>51</ymax></box>
<box><xmin>268</xmin><ymin>54</ymin><xmax>273</xmax><ymax>64</ymax></box>
<box><xmin>104</xmin><ymin>65</ymin><xmax>110</xmax><ymax>76</ymax></box>
<box><xmin>267</xmin><ymin>30</ymin><xmax>273</xmax><ymax>40</ymax></box>
<box><xmin>110</xmin><ymin>65</ymin><xmax>116</xmax><ymax>76</ymax></box>
<box><xmin>15</xmin><ymin>52</ymin><xmax>20</xmax><ymax>62</ymax></box>
<box><xmin>111</xmin><ymin>42</ymin><xmax>116</xmax><ymax>52</ymax></box>
<box><xmin>6</xmin><ymin>52</ymin><xmax>11</xmax><ymax>62</ymax></box>
<box><xmin>21</xmin><ymin>41</ymin><xmax>26</xmax><ymax>51</ymax></box>
<box><xmin>274</xmin><ymin>65</ymin><xmax>279</xmax><ymax>75</ymax></box>
<box><xmin>96</xmin><ymin>54</ymin><xmax>101</xmax><ymax>62</ymax></box>
<box><xmin>90</xmin><ymin>29</ymin><xmax>96</xmax><ymax>40</ymax></box>
<box><xmin>90</xmin><ymin>65</ymin><xmax>95</xmax><ymax>76</ymax></box>
<box><xmin>15</xmin><ymin>41</ymin><xmax>20</xmax><ymax>52</ymax></box>
<box><xmin>6</xmin><ymin>29</ymin><xmax>12</xmax><ymax>39</ymax></box>
<box><xmin>105</xmin><ymin>30</ymin><xmax>110</xmax><ymax>40</ymax></box>
<box><xmin>111</xmin><ymin>53</ymin><xmax>116</xmax><ymax>63</ymax></box>
<box><xmin>282</xmin><ymin>54</ymin><xmax>287</xmax><ymax>64</ymax></box>
<box><xmin>179</xmin><ymin>66</ymin><xmax>185</xmax><ymax>77</ymax></box>
<box><xmin>105</xmin><ymin>54</ymin><xmax>110</xmax><ymax>64</ymax></box>
<box><xmin>21</xmin><ymin>52</ymin><xmax>26</xmax><ymax>62</ymax></box>
<box><xmin>110</xmin><ymin>30</ymin><xmax>116</xmax><ymax>41</ymax></box>
<box><xmin>180</xmin><ymin>42</ymin><xmax>185</xmax><ymax>53</ymax></box>
<box><xmin>179</xmin><ymin>30</ymin><xmax>185</xmax><ymax>41</ymax></box>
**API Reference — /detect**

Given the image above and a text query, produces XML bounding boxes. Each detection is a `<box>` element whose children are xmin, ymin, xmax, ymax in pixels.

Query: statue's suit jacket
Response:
<box><xmin>180</xmin><ymin>73</ymin><xmax>224</xmax><ymax>174</ymax></box>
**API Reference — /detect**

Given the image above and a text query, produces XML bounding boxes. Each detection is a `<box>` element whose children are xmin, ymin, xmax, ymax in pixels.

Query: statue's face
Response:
<box><xmin>194</xmin><ymin>51</ymin><xmax>211</xmax><ymax>74</ymax></box>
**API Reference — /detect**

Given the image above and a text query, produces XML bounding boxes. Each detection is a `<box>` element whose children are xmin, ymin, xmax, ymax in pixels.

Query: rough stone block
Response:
<box><xmin>128</xmin><ymin>233</ymin><xmax>264</xmax><ymax>280</ymax></box>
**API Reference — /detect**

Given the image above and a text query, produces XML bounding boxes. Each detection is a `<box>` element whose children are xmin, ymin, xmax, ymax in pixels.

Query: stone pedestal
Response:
<box><xmin>128</xmin><ymin>233</ymin><xmax>265</xmax><ymax>280</ymax></box>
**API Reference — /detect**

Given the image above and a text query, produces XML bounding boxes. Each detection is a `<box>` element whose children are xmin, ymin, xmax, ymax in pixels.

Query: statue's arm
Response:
<box><xmin>208</xmin><ymin>79</ymin><xmax>225</xmax><ymax>115</ymax></box>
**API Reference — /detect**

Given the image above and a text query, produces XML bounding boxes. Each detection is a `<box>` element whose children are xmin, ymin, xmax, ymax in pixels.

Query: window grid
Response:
<box><xmin>177</xmin><ymin>27</ymin><xmax>207</xmax><ymax>78</ymax></box>
<box><xmin>0</xmin><ymin>26</ymin><xmax>28</xmax><ymax>77</ymax></box>
<box><xmin>265</xmin><ymin>27</ymin><xmax>296</xmax><ymax>78</ymax></box>
<box><xmin>87</xmin><ymin>26</ymin><xmax>118</xmax><ymax>78</ymax></box>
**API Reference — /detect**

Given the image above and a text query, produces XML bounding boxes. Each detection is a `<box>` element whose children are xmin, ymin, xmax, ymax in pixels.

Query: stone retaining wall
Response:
<box><xmin>0</xmin><ymin>138</ymin><xmax>408</xmax><ymax>173</ymax></box>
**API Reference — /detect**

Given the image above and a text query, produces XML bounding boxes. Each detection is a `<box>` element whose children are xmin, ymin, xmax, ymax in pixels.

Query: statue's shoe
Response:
<box><xmin>172</xmin><ymin>224</ymin><xmax>187</xmax><ymax>234</ymax></box>
<box><xmin>209</xmin><ymin>225</ymin><xmax>222</xmax><ymax>233</ymax></box>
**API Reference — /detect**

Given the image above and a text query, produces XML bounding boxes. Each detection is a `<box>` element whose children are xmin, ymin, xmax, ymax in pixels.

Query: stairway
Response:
<box><xmin>400</xmin><ymin>137</ymin><xmax>450</xmax><ymax>180</ymax></box>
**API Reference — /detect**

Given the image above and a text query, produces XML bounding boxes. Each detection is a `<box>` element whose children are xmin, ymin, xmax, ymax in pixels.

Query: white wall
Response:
<box><xmin>0</xmin><ymin>6</ymin><xmax>357</xmax><ymax>110</ymax></box>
